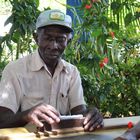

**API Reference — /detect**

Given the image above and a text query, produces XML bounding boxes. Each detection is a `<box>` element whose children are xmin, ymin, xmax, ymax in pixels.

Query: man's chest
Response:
<box><xmin>18</xmin><ymin>70</ymin><xmax>71</xmax><ymax>114</ymax></box>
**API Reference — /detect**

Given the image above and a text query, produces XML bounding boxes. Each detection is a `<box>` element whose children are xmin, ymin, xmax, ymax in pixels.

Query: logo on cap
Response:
<box><xmin>49</xmin><ymin>11</ymin><xmax>65</xmax><ymax>21</ymax></box>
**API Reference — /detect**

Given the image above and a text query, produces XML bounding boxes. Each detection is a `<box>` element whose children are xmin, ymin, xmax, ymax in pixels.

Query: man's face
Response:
<box><xmin>36</xmin><ymin>25</ymin><xmax>70</xmax><ymax>63</ymax></box>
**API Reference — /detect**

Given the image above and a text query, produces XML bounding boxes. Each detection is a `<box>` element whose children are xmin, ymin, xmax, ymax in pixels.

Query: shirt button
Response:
<box><xmin>61</xmin><ymin>94</ymin><xmax>64</xmax><ymax>97</ymax></box>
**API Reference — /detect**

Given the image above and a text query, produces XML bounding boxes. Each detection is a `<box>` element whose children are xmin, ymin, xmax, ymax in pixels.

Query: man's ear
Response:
<box><xmin>67</xmin><ymin>33</ymin><xmax>73</xmax><ymax>44</ymax></box>
<box><xmin>33</xmin><ymin>32</ymin><xmax>38</xmax><ymax>43</ymax></box>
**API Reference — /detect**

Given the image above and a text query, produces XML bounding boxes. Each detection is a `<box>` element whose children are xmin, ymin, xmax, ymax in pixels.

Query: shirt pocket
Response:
<box><xmin>58</xmin><ymin>92</ymin><xmax>70</xmax><ymax>115</ymax></box>
<box><xmin>57</xmin><ymin>79</ymin><xmax>70</xmax><ymax>115</ymax></box>
<box><xmin>57</xmin><ymin>75</ymin><xmax>70</xmax><ymax>115</ymax></box>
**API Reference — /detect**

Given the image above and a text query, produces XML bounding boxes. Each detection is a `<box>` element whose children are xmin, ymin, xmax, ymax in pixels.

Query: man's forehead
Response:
<box><xmin>43</xmin><ymin>31</ymin><xmax>67</xmax><ymax>37</ymax></box>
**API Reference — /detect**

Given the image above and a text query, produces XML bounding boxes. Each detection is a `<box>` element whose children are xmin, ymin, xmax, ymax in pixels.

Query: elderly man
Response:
<box><xmin>0</xmin><ymin>9</ymin><xmax>103</xmax><ymax>131</ymax></box>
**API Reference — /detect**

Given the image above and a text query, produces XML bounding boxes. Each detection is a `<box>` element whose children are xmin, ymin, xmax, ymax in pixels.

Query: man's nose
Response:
<box><xmin>49</xmin><ymin>39</ymin><xmax>58</xmax><ymax>49</ymax></box>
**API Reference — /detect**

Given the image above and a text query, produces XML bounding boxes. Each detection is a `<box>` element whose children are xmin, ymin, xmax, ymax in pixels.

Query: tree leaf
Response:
<box><xmin>124</xmin><ymin>13</ymin><xmax>133</xmax><ymax>26</ymax></box>
<box><xmin>111</xmin><ymin>1</ymin><xmax>122</xmax><ymax>15</ymax></box>
<box><xmin>4</xmin><ymin>15</ymin><xmax>13</xmax><ymax>26</ymax></box>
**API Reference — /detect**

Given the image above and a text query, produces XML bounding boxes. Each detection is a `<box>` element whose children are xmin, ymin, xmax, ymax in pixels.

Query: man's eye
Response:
<box><xmin>42</xmin><ymin>36</ymin><xmax>67</xmax><ymax>43</ymax></box>
<box><xmin>43</xmin><ymin>37</ymin><xmax>55</xmax><ymax>42</ymax></box>
<box><xmin>57</xmin><ymin>37</ymin><xmax>66</xmax><ymax>43</ymax></box>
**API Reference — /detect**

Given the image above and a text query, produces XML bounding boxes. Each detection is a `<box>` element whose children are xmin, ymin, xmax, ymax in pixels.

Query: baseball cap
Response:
<box><xmin>36</xmin><ymin>9</ymin><xmax>73</xmax><ymax>32</ymax></box>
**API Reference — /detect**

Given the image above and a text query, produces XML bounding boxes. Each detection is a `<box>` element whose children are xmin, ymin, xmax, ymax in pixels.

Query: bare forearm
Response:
<box><xmin>0</xmin><ymin>110</ymin><xmax>29</xmax><ymax>128</ymax></box>
<box><xmin>71</xmin><ymin>105</ymin><xmax>88</xmax><ymax>116</ymax></box>
<box><xmin>0</xmin><ymin>104</ymin><xmax>61</xmax><ymax>128</ymax></box>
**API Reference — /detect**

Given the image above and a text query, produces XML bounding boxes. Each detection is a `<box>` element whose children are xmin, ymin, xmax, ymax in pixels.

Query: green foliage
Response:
<box><xmin>0</xmin><ymin>0</ymin><xmax>40</xmax><ymax>62</ymax></box>
<box><xmin>0</xmin><ymin>0</ymin><xmax>40</xmax><ymax>76</ymax></box>
<box><xmin>65</xmin><ymin>0</ymin><xmax>140</xmax><ymax>117</ymax></box>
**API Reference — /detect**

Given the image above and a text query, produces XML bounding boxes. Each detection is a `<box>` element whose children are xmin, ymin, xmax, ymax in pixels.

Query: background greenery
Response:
<box><xmin>0</xmin><ymin>0</ymin><xmax>140</xmax><ymax>118</ymax></box>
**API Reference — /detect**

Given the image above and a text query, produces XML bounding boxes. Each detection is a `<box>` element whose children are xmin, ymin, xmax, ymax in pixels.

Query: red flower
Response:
<box><xmin>103</xmin><ymin>57</ymin><xmax>109</xmax><ymax>64</ymax></box>
<box><xmin>99</xmin><ymin>57</ymin><xmax>109</xmax><ymax>68</ymax></box>
<box><xmin>85</xmin><ymin>4</ymin><xmax>92</xmax><ymax>9</ymax></box>
<box><xmin>109</xmin><ymin>31</ymin><xmax>115</xmax><ymax>39</ymax></box>
<box><xmin>99</xmin><ymin>62</ymin><xmax>104</xmax><ymax>68</ymax></box>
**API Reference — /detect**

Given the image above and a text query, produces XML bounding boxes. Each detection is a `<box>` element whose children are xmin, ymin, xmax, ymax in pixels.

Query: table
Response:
<box><xmin>0</xmin><ymin>116</ymin><xmax>139</xmax><ymax>140</ymax></box>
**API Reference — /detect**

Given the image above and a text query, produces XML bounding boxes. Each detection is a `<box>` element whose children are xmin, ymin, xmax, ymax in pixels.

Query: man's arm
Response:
<box><xmin>0</xmin><ymin>106</ymin><xmax>28</xmax><ymax>128</ymax></box>
<box><xmin>114</xmin><ymin>121</ymin><xmax>140</xmax><ymax>140</ymax></box>
<box><xmin>0</xmin><ymin>104</ymin><xmax>60</xmax><ymax>128</ymax></box>
<box><xmin>71</xmin><ymin>104</ymin><xmax>103</xmax><ymax>131</ymax></box>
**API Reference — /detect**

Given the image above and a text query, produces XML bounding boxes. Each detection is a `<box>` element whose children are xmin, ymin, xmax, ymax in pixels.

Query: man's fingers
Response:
<box><xmin>83</xmin><ymin>107</ymin><xmax>103</xmax><ymax>131</ymax></box>
<box><xmin>84</xmin><ymin>115</ymin><xmax>103</xmax><ymax>131</ymax></box>
<box><xmin>26</xmin><ymin>104</ymin><xmax>60</xmax><ymax>127</ymax></box>
<box><xmin>38</xmin><ymin>112</ymin><xmax>55</xmax><ymax>124</ymax></box>
<box><xmin>41</xmin><ymin>109</ymin><xmax>60</xmax><ymax>123</ymax></box>
<box><xmin>83</xmin><ymin>107</ymin><xmax>99</xmax><ymax>125</ymax></box>
<box><xmin>39</xmin><ymin>105</ymin><xmax>60</xmax><ymax>122</ymax></box>
<box><xmin>83</xmin><ymin>111</ymin><xmax>93</xmax><ymax>125</ymax></box>
<box><xmin>30</xmin><ymin>114</ymin><xmax>44</xmax><ymax>127</ymax></box>
<box><xmin>85</xmin><ymin>117</ymin><xmax>103</xmax><ymax>131</ymax></box>
<box><xmin>44</xmin><ymin>104</ymin><xmax>60</xmax><ymax>116</ymax></box>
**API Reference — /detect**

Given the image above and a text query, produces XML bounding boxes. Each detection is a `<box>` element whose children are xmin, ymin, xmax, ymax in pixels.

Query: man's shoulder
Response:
<box><xmin>4</xmin><ymin>52</ymin><xmax>35</xmax><ymax>72</ymax></box>
<box><xmin>61</xmin><ymin>59</ymin><xmax>79</xmax><ymax>73</ymax></box>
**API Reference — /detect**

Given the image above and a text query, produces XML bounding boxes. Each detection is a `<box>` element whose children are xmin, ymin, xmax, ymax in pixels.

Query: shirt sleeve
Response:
<box><xmin>69</xmin><ymin>66</ymin><xmax>86</xmax><ymax>110</ymax></box>
<box><xmin>0</xmin><ymin>64</ymin><xmax>21</xmax><ymax>113</ymax></box>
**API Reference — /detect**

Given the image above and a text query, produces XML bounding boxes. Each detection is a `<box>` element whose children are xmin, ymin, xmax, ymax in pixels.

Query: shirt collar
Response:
<box><xmin>30</xmin><ymin>49</ymin><xmax>68</xmax><ymax>73</ymax></box>
<box><xmin>30</xmin><ymin>49</ymin><xmax>44</xmax><ymax>71</ymax></box>
<box><xmin>57</xmin><ymin>59</ymin><xmax>68</xmax><ymax>74</ymax></box>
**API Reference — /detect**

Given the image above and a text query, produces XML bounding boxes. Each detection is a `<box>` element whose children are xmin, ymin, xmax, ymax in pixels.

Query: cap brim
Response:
<box><xmin>38</xmin><ymin>23</ymin><xmax>73</xmax><ymax>33</ymax></box>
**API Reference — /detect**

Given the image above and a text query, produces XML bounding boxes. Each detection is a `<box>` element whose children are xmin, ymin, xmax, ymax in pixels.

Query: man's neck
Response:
<box><xmin>45</xmin><ymin>59</ymin><xmax>58</xmax><ymax>76</ymax></box>
<box><xmin>38</xmin><ymin>49</ymin><xmax>60</xmax><ymax>76</ymax></box>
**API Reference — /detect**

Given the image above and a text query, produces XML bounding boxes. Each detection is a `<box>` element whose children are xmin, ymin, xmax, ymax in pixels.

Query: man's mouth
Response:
<box><xmin>45</xmin><ymin>52</ymin><xmax>59</xmax><ymax>59</ymax></box>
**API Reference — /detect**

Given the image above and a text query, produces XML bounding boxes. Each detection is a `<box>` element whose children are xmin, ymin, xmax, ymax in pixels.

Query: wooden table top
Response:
<box><xmin>0</xmin><ymin>116</ymin><xmax>139</xmax><ymax>140</ymax></box>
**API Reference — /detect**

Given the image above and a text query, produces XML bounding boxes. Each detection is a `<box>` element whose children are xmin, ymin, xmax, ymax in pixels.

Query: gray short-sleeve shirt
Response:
<box><xmin>0</xmin><ymin>50</ymin><xmax>86</xmax><ymax>115</ymax></box>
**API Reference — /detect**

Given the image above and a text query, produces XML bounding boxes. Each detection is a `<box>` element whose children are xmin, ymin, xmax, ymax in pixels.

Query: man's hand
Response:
<box><xmin>83</xmin><ymin>107</ymin><xmax>103</xmax><ymax>131</ymax></box>
<box><xmin>23</xmin><ymin>104</ymin><xmax>60</xmax><ymax>127</ymax></box>
<box><xmin>71</xmin><ymin>105</ymin><xmax>103</xmax><ymax>132</ymax></box>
